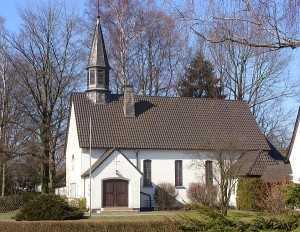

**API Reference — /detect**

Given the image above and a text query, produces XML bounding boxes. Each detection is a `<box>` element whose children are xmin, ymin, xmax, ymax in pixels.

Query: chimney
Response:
<box><xmin>123</xmin><ymin>85</ymin><xmax>135</xmax><ymax>117</ymax></box>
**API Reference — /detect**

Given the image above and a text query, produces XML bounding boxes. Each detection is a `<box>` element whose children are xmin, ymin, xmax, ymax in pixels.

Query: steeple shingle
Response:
<box><xmin>88</xmin><ymin>16</ymin><xmax>110</xmax><ymax>69</ymax></box>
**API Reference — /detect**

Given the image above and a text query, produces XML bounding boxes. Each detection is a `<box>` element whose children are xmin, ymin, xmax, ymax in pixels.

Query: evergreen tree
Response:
<box><xmin>178</xmin><ymin>51</ymin><xmax>226</xmax><ymax>99</ymax></box>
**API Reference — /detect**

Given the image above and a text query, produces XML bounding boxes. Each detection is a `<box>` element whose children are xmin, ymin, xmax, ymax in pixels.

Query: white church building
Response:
<box><xmin>65</xmin><ymin>16</ymin><xmax>274</xmax><ymax>212</ymax></box>
<box><xmin>288</xmin><ymin>107</ymin><xmax>300</xmax><ymax>184</ymax></box>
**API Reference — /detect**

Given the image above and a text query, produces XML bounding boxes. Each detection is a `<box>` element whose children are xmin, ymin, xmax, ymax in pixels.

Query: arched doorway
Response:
<box><xmin>103</xmin><ymin>179</ymin><xmax>128</xmax><ymax>207</ymax></box>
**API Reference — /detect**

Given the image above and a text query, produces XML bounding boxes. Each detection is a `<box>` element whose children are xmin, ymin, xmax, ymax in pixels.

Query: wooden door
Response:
<box><xmin>103</xmin><ymin>179</ymin><xmax>128</xmax><ymax>207</ymax></box>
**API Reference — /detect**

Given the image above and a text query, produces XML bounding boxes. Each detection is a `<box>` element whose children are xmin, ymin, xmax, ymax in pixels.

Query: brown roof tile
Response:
<box><xmin>72</xmin><ymin>93</ymin><xmax>270</xmax><ymax>150</ymax></box>
<box><xmin>261</xmin><ymin>164</ymin><xmax>292</xmax><ymax>183</ymax></box>
<box><xmin>233</xmin><ymin>151</ymin><xmax>278</xmax><ymax>176</ymax></box>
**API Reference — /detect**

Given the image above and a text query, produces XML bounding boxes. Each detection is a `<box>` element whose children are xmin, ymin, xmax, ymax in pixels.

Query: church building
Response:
<box><xmin>65</xmin><ymin>16</ymin><xmax>274</xmax><ymax>212</ymax></box>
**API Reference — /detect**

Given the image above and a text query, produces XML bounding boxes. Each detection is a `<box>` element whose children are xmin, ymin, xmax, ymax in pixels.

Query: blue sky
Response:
<box><xmin>0</xmin><ymin>0</ymin><xmax>299</xmax><ymax>117</ymax></box>
<box><xmin>0</xmin><ymin>0</ymin><xmax>86</xmax><ymax>32</ymax></box>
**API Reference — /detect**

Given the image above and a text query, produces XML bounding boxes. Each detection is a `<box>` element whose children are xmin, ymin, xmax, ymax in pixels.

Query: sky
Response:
<box><xmin>0</xmin><ymin>0</ymin><xmax>86</xmax><ymax>32</ymax></box>
<box><xmin>0</xmin><ymin>0</ymin><xmax>299</xmax><ymax>123</ymax></box>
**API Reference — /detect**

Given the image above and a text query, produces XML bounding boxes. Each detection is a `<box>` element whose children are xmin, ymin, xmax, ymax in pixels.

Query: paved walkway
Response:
<box><xmin>88</xmin><ymin>211</ymin><xmax>177</xmax><ymax>217</ymax></box>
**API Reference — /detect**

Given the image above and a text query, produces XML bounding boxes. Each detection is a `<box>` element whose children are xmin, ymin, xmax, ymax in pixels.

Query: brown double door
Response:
<box><xmin>103</xmin><ymin>179</ymin><xmax>128</xmax><ymax>207</ymax></box>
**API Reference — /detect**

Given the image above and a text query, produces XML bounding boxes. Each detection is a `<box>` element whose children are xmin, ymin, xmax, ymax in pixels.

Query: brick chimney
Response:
<box><xmin>123</xmin><ymin>85</ymin><xmax>135</xmax><ymax>117</ymax></box>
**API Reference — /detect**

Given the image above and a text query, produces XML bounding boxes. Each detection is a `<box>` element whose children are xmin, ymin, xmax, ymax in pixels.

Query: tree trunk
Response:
<box><xmin>49</xmin><ymin>151</ymin><xmax>55</xmax><ymax>193</ymax></box>
<box><xmin>41</xmin><ymin>162</ymin><xmax>49</xmax><ymax>193</ymax></box>
<box><xmin>1</xmin><ymin>162</ymin><xmax>5</xmax><ymax>196</ymax></box>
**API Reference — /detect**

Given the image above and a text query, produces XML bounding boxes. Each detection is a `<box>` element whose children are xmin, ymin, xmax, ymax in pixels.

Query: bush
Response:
<box><xmin>258</xmin><ymin>182</ymin><xmax>287</xmax><ymax>213</ymax></box>
<box><xmin>154</xmin><ymin>182</ymin><xmax>178</xmax><ymax>210</ymax></box>
<box><xmin>236</xmin><ymin>178</ymin><xmax>262</xmax><ymax>211</ymax></box>
<box><xmin>169</xmin><ymin>203</ymin><xmax>246</xmax><ymax>232</ymax></box>
<box><xmin>283</xmin><ymin>183</ymin><xmax>300</xmax><ymax>209</ymax></box>
<box><xmin>68</xmin><ymin>197</ymin><xmax>87</xmax><ymax>212</ymax></box>
<box><xmin>187</xmin><ymin>182</ymin><xmax>218</xmax><ymax>207</ymax></box>
<box><xmin>0</xmin><ymin>221</ymin><xmax>180</xmax><ymax>232</ymax></box>
<box><xmin>249</xmin><ymin>215</ymin><xmax>299</xmax><ymax>231</ymax></box>
<box><xmin>15</xmin><ymin>193</ymin><xmax>84</xmax><ymax>221</ymax></box>
<box><xmin>169</xmin><ymin>203</ymin><xmax>300</xmax><ymax>232</ymax></box>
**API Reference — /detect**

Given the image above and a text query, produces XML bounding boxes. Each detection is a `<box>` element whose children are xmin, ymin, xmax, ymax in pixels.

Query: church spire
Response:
<box><xmin>88</xmin><ymin>16</ymin><xmax>110</xmax><ymax>70</ymax></box>
<box><xmin>86</xmin><ymin>16</ymin><xmax>110</xmax><ymax>104</ymax></box>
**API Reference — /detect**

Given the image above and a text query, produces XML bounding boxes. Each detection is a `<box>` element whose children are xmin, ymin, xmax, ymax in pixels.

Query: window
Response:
<box><xmin>97</xmin><ymin>69</ymin><xmax>104</xmax><ymax>85</ymax></box>
<box><xmin>175</xmin><ymin>160</ymin><xmax>183</xmax><ymax>186</ymax></box>
<box><xmin>89</xmin><ymin>69</ymin><xmax>95</xmax><ymax>85</ymax></box>
<box><xmin>143</xmin><ymin>160</ymin><xmax>152</xmax><ymax>186</ymax></box>
<box><xmin>205</xmin><ymin>160</ymin><xmax>213</xmax><ymax>186</ymax></box>
<box><xmin>69</xmin><ymin>183</ymin><xmax>76</xmax><ymax>199</ymax></box>
<box><xmin>71</xmin><ymin>154</ymin><xmax>75</xmax><ymax>171</ymax></box>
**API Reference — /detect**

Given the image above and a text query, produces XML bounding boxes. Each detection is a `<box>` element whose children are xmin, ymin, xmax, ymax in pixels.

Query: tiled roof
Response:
<box><xmin>88</xmin><ymin>17</ymin><xmax>110</xmax><ymax>69</ymax></box>
<box><xmin>233</xmin><ymin>151</ymin><xmax>278</xmax><ymax>176</ymax></box>
<box><xmin>261</xmin><ymin>164</ymin><xmax>292</xmax><ymax>183</ymax></box>
<box><xmin>72</xmin><ymin>93</ymin><xmax>270</xmax><ymax>150</ymax></box>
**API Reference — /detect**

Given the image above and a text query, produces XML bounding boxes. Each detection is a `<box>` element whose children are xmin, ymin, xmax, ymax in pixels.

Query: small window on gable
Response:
<box><xmin>72</xmin><ymin>154</ymin><xmax>75</xmax><ymax>171</ymax></box>
<box><xmin>175</xmin><ymin>160</ymin><xmax>183</xmax><ymax>186</ymax></box>
<box><xmin>89</xmin><ymin>69</ymin><xmax>95</xmax><ymax>85</ymax></box>
<box><xmin>97</xmin><ymin>69</ymin><xmax>104</xmax><ymax>85</ymax></box>
<box><xmin>143</xmin><ymin>160</ymin><xmax>152</xmax><ymax>187</ymax></box>
<box><xmin>205</xmin><ymin>160</ymin><xmax>213</xmax><ymax>186</ymax></box>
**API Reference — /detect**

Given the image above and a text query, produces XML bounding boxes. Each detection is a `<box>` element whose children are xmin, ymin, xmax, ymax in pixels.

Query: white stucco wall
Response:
<box><xmin>65</xmin><ymin>103</ymin><xmax>83</xmax><ymax>199</ymax></box>
<box><xmin>83</xmin><ymin>150</ymin><xmax>142</xmax><ymax>209</ymax></box>
<box><xmin>66</xmin><ymin>112</ymin><xmax>240</xmax><ymax>210</ymax></box>
<box><xmin>290</xmin><ymin>122</ymin><xmax>300</xmax><ymax>183</ymax></box>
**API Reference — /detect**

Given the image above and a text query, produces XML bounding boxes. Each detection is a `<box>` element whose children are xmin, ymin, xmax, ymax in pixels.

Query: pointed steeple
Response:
<box><xmin>86</xmin><ymin>16</ymin><xmax>110</xmax><ymax>104</ymax></box>
<box><xmin>88</xmin><ymin>16</ymin><xmax>110</xmax><ymax>69</ymax></box>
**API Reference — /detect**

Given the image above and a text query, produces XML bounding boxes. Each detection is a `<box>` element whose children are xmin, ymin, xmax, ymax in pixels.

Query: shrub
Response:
<box><xmin>249</xmin><ymin>215</ymin><xmax>299</xmax><ymax>231</ymax></box>
<box><xmin>169</xmin><ymin>203</ymin><xmax>247</xmax><ymax>232</ymax></box>
<box><xmin>15</xmin><ymin>193</ymin><xmax>84</xmax><ymax>221</ymax></box>
<box><xmin>154</xmin><ymin>182</ymin><xmax>178</xmax><ymax>210</ymax></box>
<box><xmin>0</xmin><ymin>221</ymin><xmax>180</xmax><ymax>232</ymax></box>
<box><xmin>68</xmin><ymin>197</ymin><xmax>87</xmax><ymax>212</ymax></box>
<box><xmin>236</xmin><ymin>178</ymin><xmax>262</xmax><ymax>211</ymax></box>
<box><xmin>258</xmin><ymin>182</ymin><xmax>287</xmax><ymax>213</ymax></box>
<box><xmin>187</xmin><ymin>182</ymin><xmax>218</xmax><ymax>207</ymax></box>
<box><xmin>282</xmin><ymin>183</ymin><xmax>300</xmax><ymax>209</ymax></box>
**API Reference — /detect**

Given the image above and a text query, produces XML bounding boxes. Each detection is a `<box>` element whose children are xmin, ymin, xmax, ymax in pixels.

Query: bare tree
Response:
<box><xmin>86</xmin><ymin>0</ymin><xmax>189</xmax><ymax>96</ymax></box>
<box><xmin>6</xmin><ymin>0</ymin><xmax>85</xmax><ymax>193</ymax></box>
<box><xmin>0</xmin><ymin>18</ymin><xmax>26</xmax><ymax>196</ymax></box>
<box><xmin>186</xmin><ymin>0</ymin><xmax>300</xmax><ymax>50</ymax></box>
<box><xmin>191</xmin><ymin>138</ymin><xmax>244</xmax><ymax>216</ymax></box>
<box><xmin>132</xmin><ymin>7</ymin><xmax>187</xmax><ymax>96</ymax></box>
<box><xmin>197</xmin><ymin>18</ymin><xmax>296</xmax><ymax>147</ymax></box>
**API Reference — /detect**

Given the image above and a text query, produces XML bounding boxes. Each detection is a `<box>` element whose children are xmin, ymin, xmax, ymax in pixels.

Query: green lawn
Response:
<box><xmin>0</xmin><ymin>209</ymin><xmax>274</xmax><ymax>222</ymax></box>
<box><xmin>0</xmin><ymin>211</ymin><xmax>18</xmax><ymax>220</ymax></box>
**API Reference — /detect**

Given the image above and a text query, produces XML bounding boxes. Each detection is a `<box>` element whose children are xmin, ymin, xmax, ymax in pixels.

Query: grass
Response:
<box><xmin>227</xmin><ymin>209</ymin><xmax>263</xmax><ymax>222</ymax></box>
<box><xmin>0</xmin><ymin>210</ymin><xmax>18</xmax><ymax>220</ymax></box>
<box><xmin>0</xmin><ymin>209</ymin><xmax>268</xmax><ymax>222</ymax></box>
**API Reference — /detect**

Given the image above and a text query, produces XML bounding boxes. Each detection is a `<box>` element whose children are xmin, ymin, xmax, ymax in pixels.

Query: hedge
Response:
<box><xmin>0</xmin><ymin>220</ymin><xmax>179</xmax><ymax>232</ymax></box>
<box><xmin>236</xmin><ymin>178</ymin><xmax>262</xmax><ymax>211</ymax></box>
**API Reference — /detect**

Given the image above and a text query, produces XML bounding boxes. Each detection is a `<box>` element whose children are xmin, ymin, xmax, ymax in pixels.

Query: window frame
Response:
<box><xmin>89</xmin><ymin>69</ymin><xmax>96</xmax><ymax>86</ymax></box>
<box><xmin>175</xmin><ymin>160</ymin><xmax>183</xmax><ymax>187</ymax></box>
<box><xmin>205</xmin><ymin>160</ymin><xmax>213</xmax><ymax>186</ymax></box>
<box><xmin>97</xmin><ymin>69</ymin><xmax>104</xmax><ymax>85</ymax></box>
<box><xmin>143</xmin><ymin>160</ymin><xmax>152</xmax><ymax>187</ymax></box>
